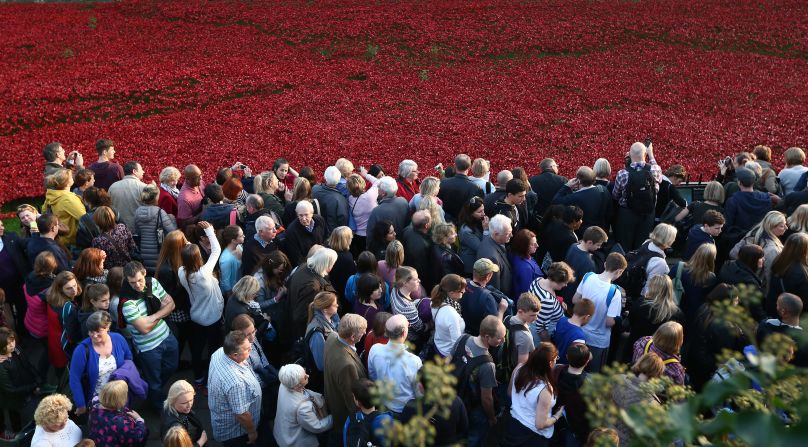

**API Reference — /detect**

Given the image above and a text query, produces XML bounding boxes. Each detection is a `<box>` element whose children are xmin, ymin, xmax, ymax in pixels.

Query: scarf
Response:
<box><xmin>161</xmin><ymin>183</ymin><xmax>180</xmax><ymax>199</ymax></box>
<box><xmin>443</xmin><ymin>297</ymin><xmax>463</xmax><ymax>315</ymax></box>
<box><xmin>313</xmin><ymin>309</ymin><xmax>337</xmax><ymax>338</ymax></box>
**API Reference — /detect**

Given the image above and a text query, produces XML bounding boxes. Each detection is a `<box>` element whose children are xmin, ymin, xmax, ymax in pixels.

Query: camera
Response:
<box><xmin>723</xmin><ymin>156</ymin><xmax>732</xmax><ymax>167</ymax></box>
<box><xmin>644</xmin><ymin>136</ymin><xmax>652</xmax><ymax>147</ymax></box>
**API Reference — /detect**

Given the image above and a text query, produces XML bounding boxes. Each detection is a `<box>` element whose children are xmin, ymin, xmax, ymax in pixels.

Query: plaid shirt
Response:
<box><xmin>208</xmin><ymin>348</ymin><xmax>262</xmax><ymax>442</ymax></box>
<box><xmin>612</xmin><ymin>159</ymin><xmax>662</xmax><ymax>207</ymax></box>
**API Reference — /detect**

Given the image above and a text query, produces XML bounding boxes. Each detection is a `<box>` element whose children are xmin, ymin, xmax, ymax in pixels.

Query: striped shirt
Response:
<box><xmin>208</xmin><ymin>348</ymin><xmax>262</xmax><ymax>442</ymax></box>
<box><xmin>529</xmin><ymin>279</ymin><xmax>564</xmax><ymax>336</ymax></box>
<box><xmin>122</xmin><ymin>278</ymin><xmax>169</xmax><ymax>353</ymax></box>
<box><xmin>390</xmin><ymin>288</ymin><xmax>425</xmax><ymax>336</ymax></box>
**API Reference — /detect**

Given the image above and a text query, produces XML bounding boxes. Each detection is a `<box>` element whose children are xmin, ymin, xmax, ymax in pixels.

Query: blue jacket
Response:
<box><xmin>683</xmin><ymin>225</ymin><xmax>715</xmax><ymax>261</ymax></box>
<box><xmin>724</xmin><ymin>191</ymin><xmax>771</xmax><ymax>232</ymax></box>
<box><xmin>200</xmin><ymin>203</ymin><xmax>234</xmax><ymax>230</ymax></box>
<box><xmin>69</xmin><ymin>332</ymin><xmax>133</xmax><ymax>409</ymax></box>
<box><xmin>26</xmin><ymin>235</ymin><xmax>70</xmax><ymax>273</ymax></box>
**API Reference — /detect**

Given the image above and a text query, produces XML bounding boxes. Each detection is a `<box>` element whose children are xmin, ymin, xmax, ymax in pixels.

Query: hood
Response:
<box><xmin>25</xmin><ymin>273</ymin><xmax>54</xmax><ymax>296</ymax></box>
<box><xmin>45</xmin><ymin>188</ymin><xmax>77</xmax><ymax>206</ymax></box>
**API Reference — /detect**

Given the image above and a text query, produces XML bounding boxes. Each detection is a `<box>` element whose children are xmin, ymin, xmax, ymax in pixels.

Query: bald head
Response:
<box><xmin>411</xmin><ymin>210</ymin><xmax>431</xmax><ymax>233</ymax></box>
<box><xmin>184</xmin><ymin>164</ymin><xmax>202</xmax><ymax>187</ymax></box>
<box><xmin>629</xmin><ymin>142</ymin><xmax>647</xmax><ymax>162</ymax></box>
<box><xmin>576</xmin><ymin>166</ymin><xmax>595</xmax><ymax>187</ymax></box>
<box><xmin>496</xmin><ymin>170</ymin><xmax>513</xmax><ymax>188</ymax></box>
<box><xmin>385</xmin><ymin>314</ymin><xmax>409</xmax><ymax>341</ymax></box>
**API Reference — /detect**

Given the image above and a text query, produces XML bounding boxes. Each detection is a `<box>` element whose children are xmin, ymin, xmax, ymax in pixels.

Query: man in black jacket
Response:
<box><xmin>553</xmin><ymin>166</ymin><xmax>613</xmax><ymax>237</ymax></box>
<box><xmin>241</xmin><ymin>215</ymin><xmax>279</xmax><ymax>275</ymax></box>
<box><xmin>438</xmin><ymin>154</ymin><xmax>484</xmax><ymax>222</ymax></box>
<box><xmin>401</xmin><ymin>210</ymin><xmax>432</xmax><ymax>282</ymax></box>
<box><xmin>281</xmin><ymin>201</ymin><xmax>326</xmax><ymax>267</ymax></box>
<box><xmin>529</xmin><ymin>158</ymin><xmax>567</xmax><ymax>218</ymax></box>
<box><xmin>487</xmin><ymin>179</ymin><xmax>528</xmax><ymax>231</ymax></box>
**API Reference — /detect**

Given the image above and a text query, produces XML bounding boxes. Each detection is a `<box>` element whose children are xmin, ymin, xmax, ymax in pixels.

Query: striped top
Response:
<box><xmin>390</xmin><ymin>288</ymin><xmax>425</xmax><ymax>336</ymax></box>
<box><xmin>122</xmin><ymin>278</ymin><xmax>169</xmax><ymax>353</ymax></box>
<box><xmin>529</xmin><ymin>279</ymin><xmax>564</xmax><ymax>336</ymax></box>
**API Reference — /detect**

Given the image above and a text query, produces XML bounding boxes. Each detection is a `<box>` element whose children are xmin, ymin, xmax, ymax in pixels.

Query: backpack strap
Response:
<box><xmin>453</xmin><ymin>334</ymin><xmax>472</xmax><ymax>359</ymax></box>
<box><xmin>644</xmin><ymin>338</ymin><xmax>679</xmax><ymax>365</ymax></box>
<box><xmin>605</xmin><ymin>284</ymin><xmax>618</xmax><ymax>308</ymax></box>
<box><xmin>581</xmin><ymin>271</ymin><xmax>595</xmax><ymax>287</ymax></box>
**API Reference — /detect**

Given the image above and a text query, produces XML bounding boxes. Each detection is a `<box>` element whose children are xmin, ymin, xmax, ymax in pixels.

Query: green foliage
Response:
<box><xmin>375</xmin><ymin>352</ymin><xmax>457</xmax><ymax>447</ymax></box>
<box><xmin>579</xmin><ymin>284</ymin><xmax>808</xmax><ymax>446</ymax></box>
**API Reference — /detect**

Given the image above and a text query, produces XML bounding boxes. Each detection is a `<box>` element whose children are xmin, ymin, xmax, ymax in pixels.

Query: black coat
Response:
<box><xmin>529</xmin><ymin>171</ymin><xmax>568</xmax><ymax>216</ymax></box>
<box><xmin>427</xmin><ymin>244</ymin><xmax>465</xmax><ymax>292</ymax></box>
<box><xmin>160</xmin><ymin>407</ymin><xmax>205</xmax><ymax>447</ymax></box>
<box><xmin>402</xmin><ymin>226</ymin><xmax>432</xmax><ymax>284</ymax></box>
<box><xmin>312</xmin><ymin>184</ymin><xmax>349</xmax><ymax>236</ymax></box>
<box><xmin>242</xmin><ymin>236</ymin><xmax>279</xmax><ymax>276</ymax></box>
<box><xmin>718</xmin><ymin>260</ymin><xmax>764</xmax><ymax>292</ymax></box>
<box><xmin>537</xmin><ymin>220</ymin><xmax>578</xmax><ymax>264</ymax></box>
<box><xmin>552</xmin><ymin>185</ymin><xmax>613</xmax><ymax>236</ymax></box>
<box><xmin>287</xmin><ymin>266</ymin><xmax>336</xmax><ymax>339</ymax></box>
<box><xmin>438</xmin><ymin>174</ymin><xmax>484</xmax><ymax>222</ymax></box>
<box><xmin>281</xmin><ymin>215</ymin><xmax>327</xmax><ymax>267</ymax></box>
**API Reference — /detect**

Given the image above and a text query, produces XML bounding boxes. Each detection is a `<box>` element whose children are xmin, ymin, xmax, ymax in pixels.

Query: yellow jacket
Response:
<box><xmin>43</xmin><ymin>189</ymin><xmax>86</xmax><ymax>247</ymax></box>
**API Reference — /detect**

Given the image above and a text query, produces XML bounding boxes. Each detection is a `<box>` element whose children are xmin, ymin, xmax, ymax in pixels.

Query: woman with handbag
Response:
<box><xmin>273</xmin><ymin>364</ymin><xmax>332</xmax><ymax>447</ymax></box>
<box><xmin>134</xmin><ymin>185</ymin><xmax>178</xmax><ymax>275</ymax></box>
<box><xmin>69</xmin><ymin>311</ymin><xmax>133</xmax><ymax>417</ymax></box>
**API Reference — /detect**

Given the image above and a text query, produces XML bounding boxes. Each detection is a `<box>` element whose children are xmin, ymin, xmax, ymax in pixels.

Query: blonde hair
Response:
<box><xmin>702</xmin><ymin>181</ymin><xmax>725</xmax><ymax>204</ymax></box>
<box><xmin>327</xmin><ymin>226</ymin><xmax>353</xmax><ymax>252</ymax></box>
<box><xmin>159</xmin><ymin>166</ymin><xmax>181</xmax><ymax>185</ymax></box>
<box><xmin>431</xmin><ymin>223</ymin><xmax>456</xmax><ymax>246</ymax></box>
<box><xmin>685</xmin><ymin>243</ymin><xmax>716</xmax><ymax>286</ymax></box>
<box><xmin>395</xmin><ymin>266</ymin><xmax>417</xmax><ymax>289</ymax></box>
<box><xmin>163</xmin><ymin>425</ymin><xmax>194</xmax><ymax>447</ymax></box>
<box><xmin>46</xmin><ymin>168</ymin><xmax>72</xmax><ymax>190</ymax></box>
<box><xmin>652</xmin><ymin>321</ymin><xmax>684</xmax><ymax>355</ymax></box>
<box><xmin>471</xmin><ymin>158</ymin><xmax>490</xmax><ymax>178</ymax></box>
<box><xmin>649</xmin><ymin>223</ymin><xmax>677</xmax><ymax>249</ymax></box>
<box><xmin>99</xmin><ymin>380</ymin><xmax>128</xmax><ymax>410</ymax></box>
<box><xmin>384</xmin><ymin>240</ymin><xmax>405</xmax><ymax>268</ymax></box>
<box><xmin>34</xmin><ymin>394</ymin><xmax>72</xmax><ymax>428</ymax></box>
<box><xmin>308</xmin><ymin>291</ymin><xmax>337</xmax><ymax>323</ymax></box>
<box><xmin>788</xmin><ymin>204</ymin><xmax>808</xmax><ymax>233</ymax></box>
<box><xmin>784</xmin><ymin>147</ymin><xmax>805</xmax><ymax>166</ymax></box>
<box><xmin>419</xmin><ymin>176</ymin><xmax>440</xmax><ymax>198</ymax></box>
<box><xmin>747</xmin><ymin>211</ymin><xmax>786</xmax><ymax>251</ymax></box>
<box><xmin>163</xmin><ymin>380</ymin><xmax>195</xmax><ymax>416</ymax></box>
<box><xmin>232</xmin><ymin>276</ymin><xmax>260</xmax><ymax>304</ymax></box>
<box><xmin>645</xmin><ymin>276</ymin><xmax>678</xmax><ymax>324</ymax></box>
<box><xmin>417</xmin><ymin>195</ymin><xmax>444</xmax><ymax>226</ymax></box>
<box><xmin>335</xmin><ymin>158</ymin><xmax>354</xmax><ymax>178</ymax></box>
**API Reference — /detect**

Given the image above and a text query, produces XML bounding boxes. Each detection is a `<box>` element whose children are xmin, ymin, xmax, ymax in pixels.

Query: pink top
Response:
<box><xmin>177</xmin><ymin>180</ymin><xmax>205</xmax><ymax>222</ymax></box>
<box><xmin>24</xmin><ymin>283</ymin><xmax>48</xmax><ymax>338</ymax></box>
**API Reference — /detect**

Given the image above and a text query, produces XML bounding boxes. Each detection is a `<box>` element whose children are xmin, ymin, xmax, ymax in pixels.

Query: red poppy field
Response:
<box><xmin>1</xmin><ymin>0</ymin><xmax>806</xmax><ymax>205</ymax></box>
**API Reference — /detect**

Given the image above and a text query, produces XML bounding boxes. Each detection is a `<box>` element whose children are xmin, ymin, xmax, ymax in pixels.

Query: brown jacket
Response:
<box><xmin>323</xmin><ymin>332</ymin><xmax>368</xmax><ymax>430</ymax></box>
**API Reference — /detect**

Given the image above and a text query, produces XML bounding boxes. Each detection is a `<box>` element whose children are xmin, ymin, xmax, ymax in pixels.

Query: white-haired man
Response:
<box><xmin>241</xmin><ymin>214</ymin><xmax>278</xmax><ymax>275</ymax></box>
<box><xmin>476</xmin><ymin>214</ymin><xmax>513</xmax><ymax>296</ymax></box>
<box><xmin>612</xmin><ymin>142</ymin><xmax>662</xmax><ymax>250</ymax></box>
<box><xmin>367</xmin><ymin>176</ymin><xmax>410</xmax><ymax>245</ymax></box>
<box><xmin>283</xmin><ymin>200</ymin><xmax>327</xmax><ymax>267</ymax></box>
<box><xmin>313</xmin><ymin>165</ymin><xmax>349</xmax><ymax>236</ymax></box>
<box><xmin>368</xmin><ymin>314</ymin><xmax>423</xmax><ymax>415</ymax></box>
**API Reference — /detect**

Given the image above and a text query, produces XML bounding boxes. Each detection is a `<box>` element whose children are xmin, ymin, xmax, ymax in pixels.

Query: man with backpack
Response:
<box><xmin>447</xmin><ymin>315</ymin><xmax>505</xmax><ymax>447</ymax></box>
<box><xmin>553</xmin><ymin>298</ymin><xmax>595</xmax><ymax>364</ymax></box>
<box><xmin>682</xmin><ymin>209</ymin><xmax>725</xmax><ymax>261</ymax></box>
<box><xmin>119</xmin><ymin>261</ymin><xmax>178</xmax><ymax>409</ymax></box>
<box><xmin>612</xmin><ymin>141</ymin><xmax>662</xmax><ymax>251</ymax></box>
<box><xmin>572</xmin><ymin>253</ymin><xmax>627</xmax><ymax>373</ymax></box>
<box><xmin>343</xmin><ymin>378</ymin><xmax>394</xmax><ymax>447</ymax></box>
<box><xmin>460</xmin><ymin>258</ymin><xmax>509</xmax><ymax>336</ymax></box>
<box><xmin>498</xmin><ymin>293</ymin><xmax>540</xmax><ymax>378</ymax></box>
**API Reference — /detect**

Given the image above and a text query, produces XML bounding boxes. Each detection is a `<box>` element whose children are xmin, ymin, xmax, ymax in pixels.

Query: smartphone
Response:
<box><xmin>724</xmin><ymin>156</ymin><xmax>732</xmax><ymax>166</ymax></box>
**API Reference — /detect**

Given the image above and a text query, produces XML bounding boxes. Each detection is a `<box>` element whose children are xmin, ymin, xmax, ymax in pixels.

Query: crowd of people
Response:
<box><xmin>0</xmin><ymin>138</ymin><xmax>806</xmax><ymax>447</ymax></box>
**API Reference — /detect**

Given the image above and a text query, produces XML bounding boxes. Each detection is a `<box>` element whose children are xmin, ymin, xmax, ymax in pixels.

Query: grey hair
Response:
<box><xmin>629</xmin><ymin>142</ymin><xmax>647</xmax><ymax>159</ymax></box>
<box><xmin>296</xmin><ymin>200</ymin><xmax>314</xmax><ymax>214</ymax></box>
<box><xmin>278</xmin><ymin>364</ymin><xmax>306</xmax><ymax>389</ymax></box>
<box><xmin>384</xmin><ymin>314</ymin><xmax>408</xmax><ymax>340</ymax></box>
<box><xmin>496</xmin><ymin>170</ymin><xmax>513</xmax><ymax>187</ymax></box>
<box><xmin>489</xmin><ymin>214</ymin><xmax>512</xmax><ymax>235</ymax></box>
<box><xmin>159</xmin><ymin>166</ymin><xmax>181</xmax><ymax>184</ymax></box>
<box><xmin>86</xmin><ymin>310</ymin><xmax>112</xmax><ymax>333</ymax></box>
<box><xmin>255</xmin><ymin>215</ymin><xmax>275</xmax><ymax>232</ymax></box>
<box><xmin>398</xmin><ymin>160</ymin><xmax>418</xmax><ymax>178</ymax></box>
<box><xmin>593</xmin><ymin>158</ymin><xmax>611</xmax><ymax>178</ymax></box>
<box><xmin>378</xmin><ymin>176</ymin><xmax>398</xmax><ymax>197</ymax></box>
<box><xmin>307</xmin><ymin>248</ymin><xmax>338</xmax><ymax>276</ymax></box>
<box><xmin>324</xmin><ymin>166</ymin><xmax>341</xmax><ymax>186</ymax></box>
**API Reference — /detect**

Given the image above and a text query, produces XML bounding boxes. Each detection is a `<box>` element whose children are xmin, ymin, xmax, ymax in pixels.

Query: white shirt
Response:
<box><xmin>94</xmin><ymin>354</ymin><xmax>117</xmax><ymax>397</ymax></box>
<box><xmin>431</xmin><ymin>304</ymin><xmax>465</xmax><ymax>357</ymax></box>
<box><xmin>510</xmin><ymin>365</ymin><xmax>555</xmax><ymax>438</ymax></box>
<box><xmin>368</xmin><ymin>341</ymin><xmax>422</xmax><ymax>412</ymax></box>
<box><xmin>31</xmin><ymin>420</ymin><xmax>82</xmax><ymax>447</ymax></box>
<box><xmin>578</xmin><ymin>273</ymin><xmax>622</xmax><ymax>349</ymax></box>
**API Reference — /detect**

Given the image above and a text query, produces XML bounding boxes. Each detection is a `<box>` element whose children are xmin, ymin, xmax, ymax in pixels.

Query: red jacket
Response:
<box><xmin>158</xmin><ymin>187</ymin><xmax>178</xmax><ymax>217</ymax></box>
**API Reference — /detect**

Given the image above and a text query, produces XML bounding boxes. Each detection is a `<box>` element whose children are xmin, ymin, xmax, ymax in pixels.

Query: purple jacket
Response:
<box><xmin>110</xmin><ymin>360</ymin><xmax>148</xmax><ymax>401</ymax></box>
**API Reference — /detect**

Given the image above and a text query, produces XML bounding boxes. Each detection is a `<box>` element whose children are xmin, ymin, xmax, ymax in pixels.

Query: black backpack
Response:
<box><xmin>344</xmin><ymin>410</ymin><xmax>385</xmax><ymax>447</ymax></box>
<box><xmin>626</xmin><ymin>164</ymin><xmax>656</xmax><ymax>214</ymax></box>
<box><xmin>495</xmin><ymin>316</ymin><xmax>529</xmax><ymax>383</ymax></box>
<box><xmin>287</xmin><ymin>326</ymin><xmax>326</xmax><ymax>391</ymax></box>
<box><xmin>450</xmin><ymin>334</ymin><xmax>494</xmax><ymax>407</ymax></box>
<box><xmin>615</xmin><ymin>242</ymin><xmax>662</xmax><ymax>298</ymax></box>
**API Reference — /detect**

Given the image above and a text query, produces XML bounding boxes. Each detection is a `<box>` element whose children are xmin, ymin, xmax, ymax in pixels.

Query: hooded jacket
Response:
<box><xmin>43</xmin><ymin>189</ymin><xmax>86</xmax><ymax>246</ymax></box>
